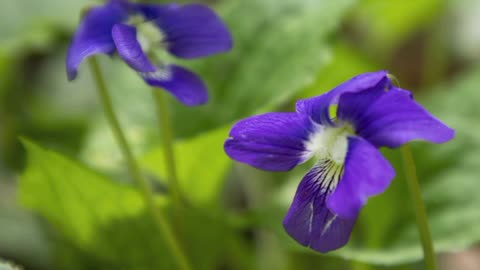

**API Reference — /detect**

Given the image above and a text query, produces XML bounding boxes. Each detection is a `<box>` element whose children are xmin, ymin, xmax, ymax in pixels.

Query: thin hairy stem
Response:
<box><xmin>88</xmin><ymin>57</ymin><xmax>192</xmax><ymax>270</ymax></box>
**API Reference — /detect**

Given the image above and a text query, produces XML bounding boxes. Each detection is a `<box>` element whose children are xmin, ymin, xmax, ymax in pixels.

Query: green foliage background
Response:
<box><xmin>1</xmin><ymin>0</ymin><xmax>480</xmax><ymax>269</ymax></box>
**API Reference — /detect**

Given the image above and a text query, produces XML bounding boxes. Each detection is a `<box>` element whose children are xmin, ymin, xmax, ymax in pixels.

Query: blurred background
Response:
<box><xmin>1</xmin><ymin>0</ymin><xmax>480</xmax><ymax>269</ymax></box>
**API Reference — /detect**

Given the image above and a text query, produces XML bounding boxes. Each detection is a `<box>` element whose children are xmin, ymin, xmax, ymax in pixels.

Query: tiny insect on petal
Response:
<box><xmin>296</xmin><ymin>71</ymin><xmax>390</xmax><ymax>126</ymax></box>
<box><xmin>225</xmin><ymin>71</ymin><xmax>455</xmax><ymax>253</ymax></box>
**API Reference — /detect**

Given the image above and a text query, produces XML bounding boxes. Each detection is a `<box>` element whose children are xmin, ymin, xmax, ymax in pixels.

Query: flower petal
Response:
<box><xmin>135</xmin><ymin>3</ymin><xmax>233</xmax><ymax>58</ymax></box>
<box><xmin>283</xmin><ymin>163</ymin><xmax>356</xmax><ymax>252</ymax></box>
<box><xmin>112</xmin><ymin>23</ymin><xmax>207</xmax><ymax>106</ymax></box>
<box><xmin>224</xmin><ymin>113</ymin><xmax>315</xmax><ymax>171</ymax></box>
<box><xmin>296</xmin><ymin>71</ymin><xmax>390</xmax><ymax>126</ymax></box>
<box><xmin>141</xmin><ymin>65</ymin><xmax>208</xmax><ymax>106</ymax></box>
<box><xmin>326</xmin><ymin>137</ymin><xmax>395</xmax><ymax>220</ymax></box>
<box><xmin>111</xmin><ymin>23</ymin><xmax>157</xmax><ymax>72</ymax></box>
<box><xmin>66</xmin><ymin>0</ymin><xmax>130</xmax><ymax>80</ymax></box>
<box><xmin>337</xmin><ymin>86</ymin><xmax>455</xmax><ymax>148</ymax></box>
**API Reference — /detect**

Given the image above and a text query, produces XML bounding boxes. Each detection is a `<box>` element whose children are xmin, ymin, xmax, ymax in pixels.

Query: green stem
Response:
<box><xmin>349</xmin><ymin>261</ymin><xmax>373</xmax><ymax>270</ymax></box>
<box><xmin>88</xmin><ymin>58</ymin><xmax>192</xmax><ymax>270</ymax></box>
<box><xmin>401</xmin><ymin>145</ymin><xmax>437</xmax><ymax>270</ymax></box>
<box><xmin>152</xmin><ymin>89</ymin><xmax>183</xmax><ymax>212</ymax></box>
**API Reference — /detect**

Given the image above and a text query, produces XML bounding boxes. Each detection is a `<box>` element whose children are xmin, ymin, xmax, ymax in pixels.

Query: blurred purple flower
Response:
<box><xmin>67</xmin><ymin>0</ymin><xmax>232</xmax><ymax>106</ymax></box>
<box><xmin>224</xmin><ymin>71</ymin><xmax>454</xmax><ymax>252</ymax></box>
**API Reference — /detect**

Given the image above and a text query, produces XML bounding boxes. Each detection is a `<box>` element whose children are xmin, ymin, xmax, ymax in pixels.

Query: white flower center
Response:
<box><xmin>137</xmin><ymin>22</ymin><xmax>165</xmax><ymax>52</ymax></box>
<box><xmin>304</xmin><ymin>123</ymin><xmax>354</xmax><ymax>165</ymax></box>
<box><xmin>129</xmin><ymin>15</ymin><xmax>165</xmax><ymax>53</ymax></box>
<box><xmin>139</xmin><ymin>66</ymin><xmax>172</xmax><ymax>81</ymax></box>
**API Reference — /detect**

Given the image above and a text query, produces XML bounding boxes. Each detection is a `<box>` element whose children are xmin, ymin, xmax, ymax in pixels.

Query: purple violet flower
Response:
<box><xmin>224</xmin><ymin>71</ymin><xmax>455</xmax><ymax>252</ymax></box>
<box><xmin>67</xmin><ymin>0</ymin><xmax>232</xmax><ymax>106</ymax></box>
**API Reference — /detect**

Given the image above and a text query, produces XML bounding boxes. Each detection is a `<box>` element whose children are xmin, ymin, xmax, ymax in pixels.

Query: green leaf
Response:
<box><xmin>20</xmin><ymin>139</ymin><xmax>145</xmax><ymax>248</ymax></box>
<box><xmin>259</xmin><ymin>66</ymin><xmax>480</xmax><ymax>265</ymax></box>
<box><xmin>19</xmin><ymin>139</ymin><xmax>233</xmax><ymax>269</ymax></box>
<box><xmin>297</xmin><ymin>42</ymin><xmax>380</xmax><ymax>100</ymax></box>
<box><xmin>141</xmin><ymin>125</ymin><xmax>232</xmax><ymax>206</ymax></box>
<box><xmin>0</xmin><ymin>261</ymin><xmax>21</xmax><ymax>270</ymax></box>
<box><xmin>174</xmin><ymin>0</ymin><xmax>358</xmax><ymax>135</ymax></box>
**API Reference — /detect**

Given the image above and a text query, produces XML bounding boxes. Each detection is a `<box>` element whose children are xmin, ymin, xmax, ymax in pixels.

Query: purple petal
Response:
<box><xmin>224</xmin><ymin>113</ymin><xmax>315</xmax><ymax>171</ymax></box>
<box><xmin>337</xmin><ymin>87</ymin><xmax>455</xmax><ymax>148</ymax></box>
<box><xmin>326</xmin><ymin>137</ymin><xmax>395</xmax><ymax>220</ymax></box>
<box><xmin>66</xmin><ymin>0</ymin><xmax>130</xmax><ymax>80</ymax></box>
<box><xmin>111</xmin><ymin>23</ymin><xmax>157</xmax><ymax>72</ymax></box>
<box><xmin>141</xmin><ymin>65</ymin><xmax>208</xmax><ymax>106</ymax></box>
<box><xmin>135</xmin><ymin>3</ymin><xmax>233</xmax><ymax>58</ymax></box>
<box><xmin>296</xmin><ymin>71</ymin><xmax>390</xmax><ymax>126</ymax></box>
<box><xmin>111</xmin><ymin>23</ymin><xmax>207</xmax><ymax>106</ymax></box>
<box><xmin>283</xmin><ymin>164</ymin><xmax>356</xmax><ymax>252</ymax></box>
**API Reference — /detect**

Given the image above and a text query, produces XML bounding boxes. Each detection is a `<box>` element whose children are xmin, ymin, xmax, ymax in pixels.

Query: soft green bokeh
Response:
<box><xmin>1</xmin><ymin>0</ymin><xmax>480</xmax><ymax>269</ymax></box>
<box><xmin>0</xmin><ymin>261</ymin><xmax>21</xmax><ymax>270</ymax></box>
<box><xmin>141</xmin><ymin>125</ymin><xmax>232</xmax><ymax>207</ymax></box>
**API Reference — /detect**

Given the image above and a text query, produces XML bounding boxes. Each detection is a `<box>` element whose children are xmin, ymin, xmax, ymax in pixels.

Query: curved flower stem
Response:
<box><xmin>401</xmin><ymin>145</ymin><xmax>437</xmax><ymax>270</ymax></box>
<box><xmin>349</xmin><ymin>261</ymin><xmax>373</xmax><ymax>270</ymax></box>
<box><xmin>88</xmin><ymin>58</ymin><xmax>192</xmax><ymax>270</ymax></box>
<box><xmin>152</xmin><ymin>89</ymin><xmax>183</xmax><ymax>217</ymax></box>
